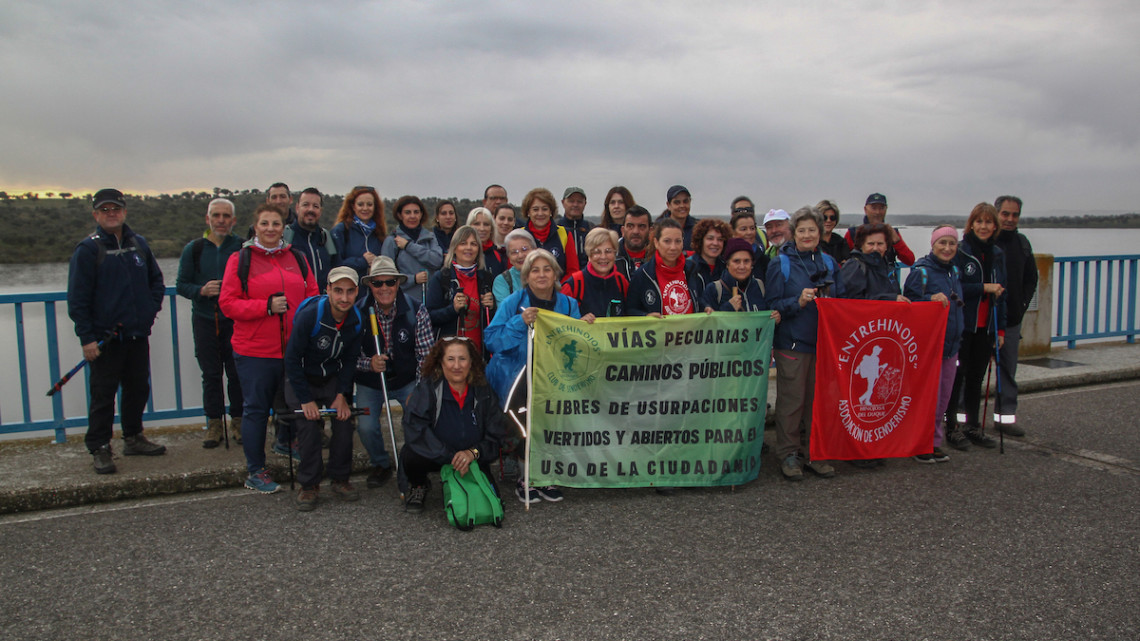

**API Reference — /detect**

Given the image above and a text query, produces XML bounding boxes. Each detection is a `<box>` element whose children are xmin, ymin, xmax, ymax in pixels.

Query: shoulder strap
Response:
<box><xmin>616</xmin><ymin>272</ymin><xmax>629</xmax><ymax>297</ymax></box>
<box><xmin>191</xmin><ymin>237</ymin><xmax>208</xmax><ymax>274</ymax></box>
<box><xmin>714</xmin><ymin>280</ymin><xmax>724</xmax><ymax>303</ymax></box>
<box><xmin>557</xmin><ymin>225</ymin><xmax>568</xmax><ymax>249</ymax></box>
<box><xmin>779</xmin><ymin>254</ymin><xmax>790</xmax><ymax>281</ymax></box>
<box><xmin>289</xmin><ymin>247</ymin><xmax>310</xmax><ymax>282</ymax></box>
<box><xmin>237</xmin><ymin>247</ymin><xmax>252</xmax><ymax>294</ymax></box>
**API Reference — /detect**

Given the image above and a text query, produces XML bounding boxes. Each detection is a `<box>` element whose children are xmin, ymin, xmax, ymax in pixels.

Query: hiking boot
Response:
<box><xmin>230</xmin><ymin>417</ymin><xmax>243</xmax><ymax>444</ymax></box>
<box><xmin>931</xmin><ymin>447</ymin><xmax>950</xmax><ymax>462</ymax></box>
<box><xmin>331</xmin><ymin>480</ymin><xmax>360</xmax><ymax>502</ymax></box>
<box><xmin>781</xmin><ymin>455</ymin><xmax>804</xmax><ymax>481</ymax></box>
<box><xmin>366</xmin><ymin>465</ymin><xmax>393</xmax><ymax>488</ymax></box>
<box><xmin>245</xmin><ymin>469</ymin><xmax>280</xmax><ymax>494</ymax></box>
<box><xmin>997</xmin><ymin>422</ymin><xmax>1026</xmax><ymax>437</ymax></box>
<box><xmin>294</xmin><ymin>487</ymin><xmax>319</xmax><ymax>511</ymax></box>
<box><xmin>946</xmin><ymin>429</ymin><xmax>971</xmax><ymax>451</ymax></box>
<box><xmin>805</xmin><ymin>460</ymin><xmax>836</xmax><ymax>478</ymax></box>
<box><xmin>964</xmin><ymin>427</ymin><xmax>997</xmax><ymax>449</ymax></box>
<box><xmin>123</xmin><ymin>434</ymin><xmax>166</xmax><ymax>456</ymax></box>
<box><xmin>536</xmin><ymin>486</ymin><xmax>564</xmax><ymax>502</ymax></box>
<box><xmin>515</xmin><ymin>480</ymin><xmax>541</xmax><ymax>504</ymax></box>
<box><xmin>405</xmin><ymin>485</ymin><xmax>428</xmax><ymax>513</ymax></box>
<box><xmin>203</xmin><ymin>418</ymin><xmax>224</xmax><ymax>449</ymax></box>
<box><xmin>272</xmin><ymin>441</ymin><xmax>301</xmax><ymax>462</ymax></box>
<box><xmin>92</xmin><ymin>445</ymin><xmax>116</xmax><ymax>474</ymax></box>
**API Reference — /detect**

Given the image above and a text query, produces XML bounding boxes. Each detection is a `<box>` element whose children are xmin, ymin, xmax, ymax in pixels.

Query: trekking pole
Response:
<box><xmin>215</xmin><ymin>306</ymin><xmax>230</xmax><ymax>450</ymax></box>
<box><xmin>982</xmin><ymin>354</ymin><xmax>993</xmax><ymax>439</ymax></box>
<box><xmin>221</xmin><ymin>413</ymin><xmax>229</xmax><ymax>451</ymax></box>
<box><xmin>46</xmin><ymin>325</ymin><xmax>120</xmax><ymax>396</ymax></box>
<box><xmin>275</xmin><ymin>295</ymin><xmax>296</xmax><ymax>491</ymax></box>
<box><xmin>369</xmin><ymin>306</ymin><xmax>402</xmax><ymax>494</ymax></box>
<box><xmin>293</xmin><ymin>408</ymin><xmax>371</xmax><ymax>417</ymax></box>
<box><xmin>992</xmin><ymin>297</ymin><xmax>1005</xmax><ymax>454</ymax></box>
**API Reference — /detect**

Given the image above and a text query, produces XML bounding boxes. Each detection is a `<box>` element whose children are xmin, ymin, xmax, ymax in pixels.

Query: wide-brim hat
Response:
<box><xmin>363</xmin><ymin>256</ymin><xmax>407</xmax><ymax>285</ymax></box>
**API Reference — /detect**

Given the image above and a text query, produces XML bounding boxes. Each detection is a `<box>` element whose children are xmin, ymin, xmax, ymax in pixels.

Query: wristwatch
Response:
<box><xmin>470</xmin><ymin>448</ymin><xmax>480</xmax><ymax>460</ymax></box>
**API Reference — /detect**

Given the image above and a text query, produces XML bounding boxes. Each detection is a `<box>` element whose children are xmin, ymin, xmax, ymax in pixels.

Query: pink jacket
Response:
<box><xmin>219</xmin><ymin>245</ymin><xmax>318</xmax><ymax>359</ymax></box>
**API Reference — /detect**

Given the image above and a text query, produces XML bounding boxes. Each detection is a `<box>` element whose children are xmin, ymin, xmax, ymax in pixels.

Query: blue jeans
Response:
<box><xmin>355</xmin><ymin>379</ymin><xmax>414</xmax><ymax>469</ymax></box>
<box><xmin>234</xmin><ymin>354</ymin><xmax>285</xmax><ymax>474</ymax></box>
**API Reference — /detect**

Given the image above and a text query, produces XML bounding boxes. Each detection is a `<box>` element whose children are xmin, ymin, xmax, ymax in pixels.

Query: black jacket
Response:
<box><xmin>996</xmin><ymin>229</ymin><xmax>1038</xmax><ymax>327</ymax></box>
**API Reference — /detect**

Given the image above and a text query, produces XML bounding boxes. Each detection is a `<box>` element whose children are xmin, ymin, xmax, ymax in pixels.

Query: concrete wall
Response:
<box><xmin>1019</xmin><ymin>254</ymin><xmax>1053</xmax><ymax>357</ymax></box>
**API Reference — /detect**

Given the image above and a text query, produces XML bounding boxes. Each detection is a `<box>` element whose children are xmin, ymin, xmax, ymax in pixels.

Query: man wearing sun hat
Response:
<box><xmin>67</xmin><ymin>188</ymin><xmax>167</xmax><ymax>475</ymax></box>
<box><xmin>353</xmin><ymin>256</ymin><xmax>434</xmax><ymax>489</ymax></box>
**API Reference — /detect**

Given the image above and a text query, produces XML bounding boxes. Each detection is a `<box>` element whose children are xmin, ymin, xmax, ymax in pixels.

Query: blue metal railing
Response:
<box><xmin>1053</xmin><ymin>255</ymin><xmax>1139</xmax><ymax>348</ymax></box>
<box><xmin>0</xmin><ymin>287</ymin><xmax>201</xmax><ymax>443</ymax></box>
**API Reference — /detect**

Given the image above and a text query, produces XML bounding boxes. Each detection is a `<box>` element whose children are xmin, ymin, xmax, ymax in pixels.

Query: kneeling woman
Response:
<box><xmin>400</xmin><ymin>337</ymin><xmax>506</xmax><ymax>513</ymax></box>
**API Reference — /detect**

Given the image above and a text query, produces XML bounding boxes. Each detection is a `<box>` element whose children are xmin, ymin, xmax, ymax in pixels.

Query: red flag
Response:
<box><xmin>811</xmin><ymin>299</ymin><xmax>948</xmax><ymax>460</ymax></box>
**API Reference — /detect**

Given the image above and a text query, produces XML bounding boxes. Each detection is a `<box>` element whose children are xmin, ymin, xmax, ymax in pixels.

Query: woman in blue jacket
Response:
<box><xmin>765</xmin><ymin>205</ymin><xmax>842</xmax><ymax>482</ymax></box>
<box><xmin>331</xmin><ymin>186</ymin><xmax>387</xmax><ymax>284</ymax></box>
<box><xmin>381</xmin><ymin>195</ymin><xmax>443</xmax><ymax>303</ymax></box>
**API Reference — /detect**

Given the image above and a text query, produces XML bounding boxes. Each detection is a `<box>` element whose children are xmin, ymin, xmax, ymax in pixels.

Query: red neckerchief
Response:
<box><xmin>528</xmin><ymin>221</ymin><xmax>551</xmax><ymax>244</ymax></box>
<box><xmin>587</xmin><ymin>263</ymin><xmax>616</xmax><ymax>280</ymax></box>
<box><xmin>626</xmin><ymin>247</ymin><xmax>647</xmax><ymax>260</ymax></box>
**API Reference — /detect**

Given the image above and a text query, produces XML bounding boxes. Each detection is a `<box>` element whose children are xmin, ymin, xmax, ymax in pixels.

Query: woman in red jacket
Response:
<box><xmin>220</xmin><ymin>203</ymin><xmax>318</xmax><ymax>494</ymax></box>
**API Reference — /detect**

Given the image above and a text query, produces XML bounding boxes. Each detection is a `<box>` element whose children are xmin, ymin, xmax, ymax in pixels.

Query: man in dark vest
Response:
<box><xmin>354</xmin><ymin>256</ymin><xmax>434</xmax><ymax>488</ymax></box>
<box><xmin>615</xmin><ymin>205</ymin><xmax>653</xmax><ymax>282</ymax></box>
<box><xmin>994</xmin><ymin>195</ymin><xmax>1038</xmax><ymax>436</ymax></box>
<box><xmin>67</xmin><ymin>188</ymin><xmax>167</xmax><ymax>474</ymax></box>
<box><xmin>559</xmin><ymin>187</ymin><xmax>592</xmax><ymax>271</ymax></box>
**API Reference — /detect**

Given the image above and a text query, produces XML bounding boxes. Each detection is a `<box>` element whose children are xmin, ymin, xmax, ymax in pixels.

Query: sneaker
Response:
<box><xmin>536</xmin><ymin>486</ymin><xmax>564</xmax><ymax>502</ymax></box>
<box><xmin>964</xmin><ymin>427</ymin><xmax>997</xmax><ymax>449</ymax></box>
<box><xmin>366</xmin><ymin>466</ymin><xmax>393</xmax><ymax>489</ymax></box>
<box><xmin>294</xmin><ymin>487</ymin><xmax>319</xmax><ymax>511</ymax></box>
<box><xmin>515</xmin><ymin>480</ymin><xmax>541</xmax><ymax>504</ymax></box>
<box><xmin>946</xmin><ymin>429</ymin><xmax>971</xmax><ymax>451</ymax></box>
<box><xmin>931</xmin><ymin>447</ymin><xmax>950</xmax><ymax>462</ymax></box>
<box><xmin>203</xmin><ymin>418</ymin><xmax>223</xmax><ymax>449</ymax></box>
<box><xmin>92</xmin><ymin>445</ymin><xmax>116</xmax><ymax>474</ymax></box>
<box><xmin>331</xmin><ymin>480</ymin><xmax>360</xmax><ymax>502</ymax></box>
<box><xmin>405</xmin><ymin>485</ymin><xmax>428</xmax><ymax>513</ymax></box>
<box><xmin>997</xmin><ymin>423</ymin><xmax>1026</xmax><ymax>437</ymax></box>
<box><xmin>271</xmin><ymin>441</ymin><xmax>301</xmax><ymax>462</ymax></box>
<box><xmin>245</xmin><ymin>469</ymin><xmax>280</xmax><ymax>494</ymax></box>
<box><xmin>781</xmin><ymin>455</ymin><xmax>804</xmax><ymax>481</ymax></box>
<box><xmin>123</xmin><ymin>434</ymin><xmax>166</xmax><ymax>456</ymax></box>
<box><xmin>805</xmin><ymin>460</ymin><xmax>836</xmax><ymax>478</ymax></box>
<box><xmin>914</xmin><ymin>453</ymin><xmax>937</xmax><ymax>464</ymax></box>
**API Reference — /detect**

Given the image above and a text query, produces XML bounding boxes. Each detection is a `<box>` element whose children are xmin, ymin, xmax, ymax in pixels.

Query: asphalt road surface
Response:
<box><xmin>2</xmin><ymin>381</ymin><xmax>1137</xmax><ymax>641</ymax></box>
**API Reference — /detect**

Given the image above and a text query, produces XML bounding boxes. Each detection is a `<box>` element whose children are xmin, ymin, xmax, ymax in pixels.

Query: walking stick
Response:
<box><xmin>46</xmin><ymin>325</ymin><xmax>121</xmax><ymax>396</ymax></box>
<box><xmin>369</xmin><ymin>305</ymin><xmax>401</xmax><ymax>488</ymax></box>
<box><xmin>215</xmin><ymin>306</ymin><xmax>230</xmax><ymax>450</ymax></box>
<box><xmin>293</xmin><ymin>408</ymin><xmax>371</xmax><ymax>417</ymax></box>
<box><xmin>274</xmin><ymin>295</ymin><xmax>296</xmax><ymax>491</ymax></box>
<box><xmin>992</xmin><ymin>298</ymin><xmax>1005</xmax><ymax>454</ymax></box>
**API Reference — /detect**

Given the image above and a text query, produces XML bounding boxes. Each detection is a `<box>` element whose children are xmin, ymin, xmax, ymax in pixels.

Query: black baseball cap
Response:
<box><xmin>667</xmin><ymin>185</ymin><xmax>690</xmax><ymax>201</ymax></box>
<box><xmin>865</xmin><ymin>193</ymin><xmax>887</xmax><ymax>206</ymax></box>
<box><xmin>93</xmin><ymin>188</ymin><xmax>126</xmax><ymax>208</ymax></box>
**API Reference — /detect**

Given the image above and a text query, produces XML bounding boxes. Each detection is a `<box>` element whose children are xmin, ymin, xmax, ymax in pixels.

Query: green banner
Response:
<box><xmin>528</xmin><ymin>310</ymin><xmax>774</xmax><ymax>488</ymax></box>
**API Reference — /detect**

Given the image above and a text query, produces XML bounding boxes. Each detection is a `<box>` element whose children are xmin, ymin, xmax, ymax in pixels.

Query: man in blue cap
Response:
<box><xmin>68</xmin><ymin>188</ymin><xmax>167</xmax><ymax>474</ymax></box>
<box><xmin>844</xmin><ymin>193</ymin><xmax>915</xmax><ymax>284</ymax></box>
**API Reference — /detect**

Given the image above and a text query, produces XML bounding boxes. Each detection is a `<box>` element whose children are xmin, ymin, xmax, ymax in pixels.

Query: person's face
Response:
<box><xmin>297</xmin><ymin>193</ymin><xmax>322</xmax><ymax>229</ymax></box>
<box><xmin>608</xmin><ymin>193</ymin><xmax>627</xmax><ymax>221</ymax></box>
<box><xmin>657</xmin><ymin>228</ymin><xmax>684</xmax><ymax>264</ymax></box>
<box><xmin>526</xmin><ymin>258</ymin><xmax>556</xmax><ymax>293</ymax></box>
<box><xmin>623</xmin><ymin>215</ymin><xmax>650</xmax><ymax>251</ymax></box>
<box><xmin>495</xmin><ymin>208</ymin><xmax>516</xmax><ymax>238</ymax></box>
<box><xmin>470</xmin><ymin>215</ymin><xmax>492</xmax><ymax>243</ymax></box>
<box><xmin>93</xmin><ymin>202</ymin><xmax>126</xmax><ymax>234</ymax></box>
<box><xmin>442</xmin><ymin>342</ymin><xmax>472</xmax><ymax>388</ymax></box>
<box><xmin>255</xmin><ymin>210</ymin><xmax>285</xmax><ymax>246</ymax></box>
<box><xmin>861</xmin><ymin>232</ymin><xmax>888</xmax><ymax>256</ymax></box>
<box><xmin>821</xmin><ymin>208</ymin><xmax>838</xmax><ymax>234</ymax></box>
<box><xmin>562</xmin><ymin>193</ymin><xmax>586</xmax><ymax>220</ymax></box>
<box><xmin>507</xmin><ymin>238</ymin><xmax>532</xmax><ymax>268</ymax></box>
<box><xmin>454</xmin><ymin>234</ymin><xmax>480</xmax><ymax>266</ymax></box>
<box><xmin>206</xmin><ymin>203</ymin><xmax>236</xmax><ymax>237</ymax></box>
<box><xmin>933</xmin><ymin>236</ymin><xmax>958</xmax><ymax>262</ymax></box>
<box><xmin>700</xmin><ymin>229</ymin><xmax>724</xmax><ymax>261</ymax></box>
<box><xmin>484</xmin><ymin>187</ymin><xmax>507</xmax><ymax>212</ymax></box>
<box><xmin>733</xmin><ymin>217</ymin><xmax>757</xmax><ymax>245</ymax></box>
<box><xmin>267</xmin><ymin>186</ymin><xmax>292</xmax><ymax>211</ymax></box>
<box><xmin>353</xmin><ymin>193</ymin><xmax>376</xmax><ymax>221</ymax></box>
<box><xmin>864</xmin><ymin>203</ymin><xmax>887</xmax><ymax>223</ymax></box>
<box><xmin>667</xmin><ymin>194</ymin><xmax>691</xmax><ymax>220</ymax></box>
<box><xmin>527</xmin><ymin>200</ymin><xmax>552</xmax><ymax>228</ymax></box>
<box><xmin>972</xmin><ymin>215</ymin><xmax>996</xmax><ymax>241</ymax></box>
<box><xmin>436</xmin><ymin>205</ymin><xmax>457</xmax><ymax>231</ymax></box>
<box><xmin>794</xmin><ymin>219</ymin><xmax>820</xmax><ymax>251</ymax></box>
<box><xmin>765</xmin><ymin>220</ymin><xmax>789</xmax><ymax>245</ymax></box>
<box><xmin>328</xmin><ymin>278</ymin><xmax>358</xmax><ymax>314</ymax></box>
<box><xmin>998</xmin><ymin>201</ymin><xmax>1021</xmax><ymax>232</ymax></box>
<box><xmin>589</xmin><ymin>240</ymin><xmax>616</xmax><ymax>274</ymax></box>
<box><xmin>368</xmin><ymin>275</ymin><xmax>401</xmax><ymax>308</ymax></box>
<box><xmin>398</xmin><ymin>204</ymin><xmax>423</xmax><ymax>228</ymax></box>
<box><xmin>727</xmin><ymin>252</ymin><xmax>753</xmax><ymax>281</ymax></box>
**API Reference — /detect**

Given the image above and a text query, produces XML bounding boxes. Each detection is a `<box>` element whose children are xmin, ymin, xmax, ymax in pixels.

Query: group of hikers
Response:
<box><xmin>66</xmin><ymin>182</ymin><xmax>1038</xmax><ymax>515</ymax></box>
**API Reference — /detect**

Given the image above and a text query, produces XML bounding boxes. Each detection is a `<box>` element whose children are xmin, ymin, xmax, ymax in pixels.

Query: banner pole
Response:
<box><xmin>524</xmin><ymin>319</ymin><xmax>535</xmax><ymax>512</ymax></box>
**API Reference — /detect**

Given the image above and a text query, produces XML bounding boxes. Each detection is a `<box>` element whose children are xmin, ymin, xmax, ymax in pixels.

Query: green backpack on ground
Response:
<box><xmin>441</xmin><ymin>463</ymin><xmax>504</xmax><ymax>530</ymax></box>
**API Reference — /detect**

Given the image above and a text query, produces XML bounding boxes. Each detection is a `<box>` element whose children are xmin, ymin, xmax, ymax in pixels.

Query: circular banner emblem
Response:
<box><xmin>848</xmin><ymin>337</ymin><xmax>905</xmax><ymax>425</ymax></box>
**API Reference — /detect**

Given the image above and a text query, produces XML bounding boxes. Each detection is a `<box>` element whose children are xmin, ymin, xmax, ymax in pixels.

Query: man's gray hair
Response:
<box><xmin>208</xmin><ymin>198</ymin><xmax>235</xmax><ymax>214</ymax></box>
<box><xmin>994</xmin><ymin>195</ymin><xmax>1023</xmax><ymax>211</ymax></box>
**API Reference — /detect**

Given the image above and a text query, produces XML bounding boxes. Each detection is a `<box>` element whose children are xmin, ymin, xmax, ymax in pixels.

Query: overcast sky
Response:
<box><xmin>2</xmin><ymin>0</ymin><xmax>1138</xmax><ymax>216</ymax></box>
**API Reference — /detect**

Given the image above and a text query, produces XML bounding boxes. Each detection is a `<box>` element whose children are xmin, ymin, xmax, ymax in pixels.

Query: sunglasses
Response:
<box><xmin>368</xmin><ymin>279</ymin><xmax>399</xmax><ymax>288</ymax></box>
<box><xmin>823</xmin><ymin>215</ymin><xmax>838</xmax><ymax>222</ymax></box>
<box><xmin>97</xmin><ymin>205</ymin><xmax>124</xmax><ymax>213</ymax></box>
<box><xmin>442</xmin><ymin>336</ymin><xmax>471</xmax><ymax>342</ymax></box>
<box><xmin>732</xmin><ymin>206</ymin><xmax>755</xmax><ymax>215</ymax></box>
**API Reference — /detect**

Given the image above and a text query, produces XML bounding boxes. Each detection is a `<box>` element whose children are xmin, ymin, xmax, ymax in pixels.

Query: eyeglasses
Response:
<box><xmin>96</xmin><ymin>206</ymin><xmax>124</xmax><ymax>213</ymax></box>
<box><xmin>368</xmin><ymin>279</ymin><xmax>399</xmax><ymax>288</ymax></box>
<box><xmin>509</xmin><ymin>247</ymin><xmax>532</xmax><ymax>256</ymax></box>
<box><xmin>590</xmin><ymin>248</ymin><xmax>616</xmax><ymax>257</ymax></box>
<box><xmin>732</xmin><ymin>206</ymin><xmax>755</xmax><ymax>215</ymax></box>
